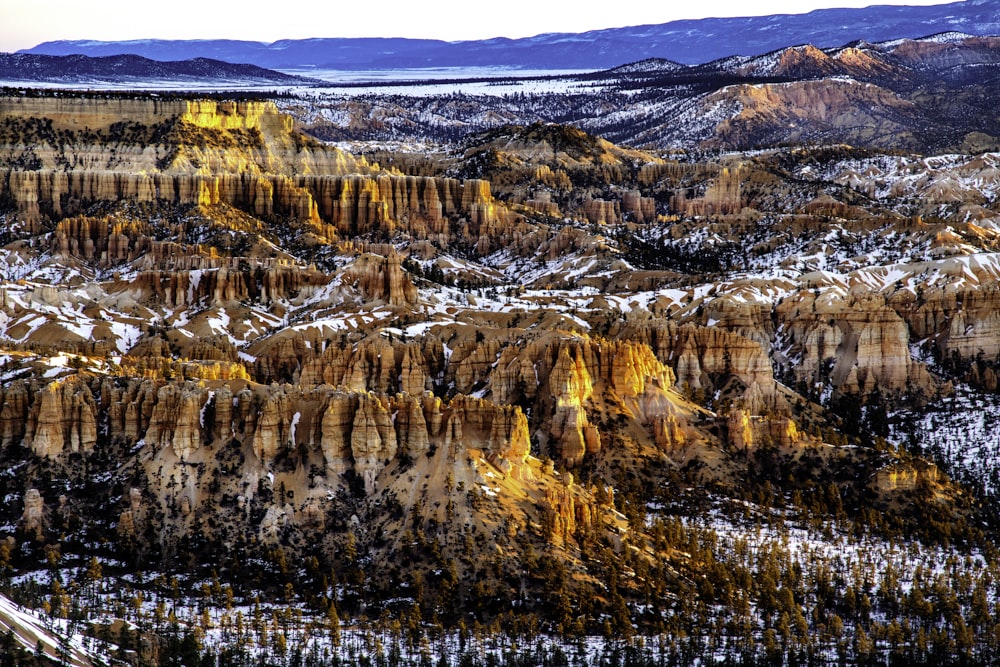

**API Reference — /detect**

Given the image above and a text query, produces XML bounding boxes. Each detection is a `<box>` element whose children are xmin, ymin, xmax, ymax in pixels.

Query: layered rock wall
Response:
<box><xmin>0</xmin><ymin>97</ymin><xmax>288</xmax><ymax>134</ymax></box>
<box><xmin>776</xmin><ymin>290</ymin><xmax>932</xmax><ymax>395</ymax></box>
<box><xmin>0</xmin><ymin>375</ymin><xmax>533</xmax><ymax>494</ymax></box>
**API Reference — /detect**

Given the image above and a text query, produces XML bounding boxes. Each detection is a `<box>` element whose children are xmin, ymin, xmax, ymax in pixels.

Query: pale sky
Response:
<box><xmin>0</xmin><ymin>0</ymin><xmax>958</xmax><ymax>52</ymax></box>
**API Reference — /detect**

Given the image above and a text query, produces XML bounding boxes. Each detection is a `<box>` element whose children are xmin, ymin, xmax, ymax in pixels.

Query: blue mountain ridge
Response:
<box><xmin>20</xmin><ymin>0</ymin><xmax>1000</xmax><ymax>70</ymax></box>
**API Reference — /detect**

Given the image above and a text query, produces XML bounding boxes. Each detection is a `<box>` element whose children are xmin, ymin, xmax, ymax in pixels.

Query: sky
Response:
<box><xmin>0</xmin><ymin>0</ymin><xmax>958</xmax><ymax>52</ymax></box>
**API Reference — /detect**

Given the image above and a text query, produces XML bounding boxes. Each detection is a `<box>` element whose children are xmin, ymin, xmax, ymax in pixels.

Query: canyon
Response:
<box><xmin>1</xmin><ymin>58</ymin><xmax>1000</xmax><ymax>663</ymax></box>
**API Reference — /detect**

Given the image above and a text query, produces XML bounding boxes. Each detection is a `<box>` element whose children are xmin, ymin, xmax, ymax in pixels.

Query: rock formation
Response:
<box><xmin>776</xmin><ymin>290</ymin><xmax>932</xmax><ymax>395</ymax></box>
<box><xmin>25</xmin><ymin>378</ymin><xmax>97</xmax><ymax>459</ymax></box>
<box><xmin>20</xmin><ymin>489</ymin><xmax>46</xmax><ymax>540</ymax></box>
<box><xmin>341</xmin><ymin>251</ymin><xmax>419</xmax><ymax>307</ymax></box>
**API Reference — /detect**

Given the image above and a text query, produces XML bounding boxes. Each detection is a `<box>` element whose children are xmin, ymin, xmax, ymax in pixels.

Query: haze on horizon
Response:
<box><xmin>0</xmin><ymin>0</ymin><xmax>960</xmax><ymax>53</ymax></box>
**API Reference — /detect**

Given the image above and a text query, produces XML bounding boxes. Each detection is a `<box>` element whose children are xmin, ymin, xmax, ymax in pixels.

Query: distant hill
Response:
<box><xmin>19</xmin><ymin>0</ymin><xmax>1000</xmax><ymax>70</ymax></box>
<box><xmin>604</xmin><ymin>58</ymin><xmax>685</xmax><ymax>75</ymax></box>
<box><xmin>0</xmin><ymin>53</ymin><xmax>318</xmax><ymax>85</ymax></box>
<box><xmin>284</xmin><ymin>33</ymin><xmax>1000</xmax><ymax>154</ymax></box>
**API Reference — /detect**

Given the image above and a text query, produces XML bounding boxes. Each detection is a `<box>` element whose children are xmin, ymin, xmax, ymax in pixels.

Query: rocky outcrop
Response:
<box><xmin>486</xmin><ymin>403</ymin><xmax>532</xmax><ymax>479</ymax></box>
<box><xmin>4</xmin><ymin>373</ymin><xmax>546</xmax><ymax>499</ymax></box>
<box><xmin>20</xmin><ymin>489</ymin><xmax>46</xmax><ymax>540</ymax></box>
<box><xmin>143</xmin><ymin>383</ymin><xmax>206</xmax><ymax>459</ymax></box>
<box><xmin>249</xmin><ymin>388</ymin><xmax>286</xmax><ymax>462</ymax></box>
<box><xmin>0</xmin><ymin>97</ymin><xmax>288</xmax><ymax>135</ymax></box>
<box><xmin>0</xmin><ymin>96</ymin><xmax>362</xmax><ymax>178</ymax></box>
<box><xmin>484</xmin><ymin>335</ymin><xmax>679</xmax><ymax>465</ymax></box>
<box><xmin>622</xmin><ymin>190</ymin><xmax>657</xmax><ymax>223</ymax></box>
<box><xmin>652</xmin><ymin>412</ymin><xmax>688</xmax><ymax>451</ymax></box>
<box><xmin>351</xmin><ymin>394</ymin><xmax>398</xmax><ymax>494</ymax></box>
<box><xmin>897</xmin><ymin>282</ymin><xmax>1000</xmax><ymax>361</ymax></box>
<box><xmin>623</xmin><ymin>320</ymin><xmax>783</xmax><ymax>413</ymax></box>
<box><xmin>25</xmin><ymin>377</ymin><xmax>97</xmax><ymax>459</ymax></box>
<box><xmin>776</xmin><ymin>289</ymin><xmax>932</xmax><ymax>395</ymax></box>
<box><xmin>0</xmin><ymin>382</ymin><xmax>32</xmax><ymax>448</ymax></box>
<box><xmin>104</xmin><ymin>379</ymin><xmax>159</xmax><ymax>445</ymax></box>
<box><xmin>725</xmin><ymin>409</ymin><xmax>802</xmax><ymax>451</ymax></box>
<box><xmin>583</xmin><ymin>198</ymin><xmax>618</xmax><ymax>225</ymax></box>
<box><xmin>272</xmin><ymin>337</ymin><xmax>442</xmax><ymax>391</ymax></box>
<box><xmin>700</xmin><ymin>79</ymin><xmax>922</xmax><ymax>150</ymax></box>
<box><xmin>116</xmin><ymin>488</ymin><xmax>146</xmax><ymax>540</ymax></box>
<box><xmin>395</xmin><ymin>394</ymin><xmax>431</xmax><ymax>457</ymax></box>
<box><xmin>340</xmin><ymin>251</ymin><xmax>418</xmax><ymax>307</ymax></box>
<box><xmin>318</xmin><ymin>392</ymin><xmax>357</xmax><ymax>475</ymax></box>
<box><xmin>681</xmin><ymin>165</ymin><xmax>744</xmax><ymax>217</ymax></box>
<box><xmin>2</xmin><ymin>167</ymin><xmax>526</xmax><ymax>257</ymax></box>
<box><xmin>0</xmin><ymin>95</ymin><xmax>530</xmax><ymax>257</ymax></box>
<box><xmin>874</xmin><ymin>461</ymin><xmax>939</xmax><ymax>493</ymax></box>
<box><xmin>127</xmin><ymin>260</ymin><xmax>329</xmax><ymax>308</ymax></box>
<box><xmin>540</xmin><ymin>473</ymin><xmax>603</xmax><ymax>547</ymax></box>
<box><xmin>546</xmin><ymin>345</ymin><xmax>596</xmax><ymax>465</ymax></box>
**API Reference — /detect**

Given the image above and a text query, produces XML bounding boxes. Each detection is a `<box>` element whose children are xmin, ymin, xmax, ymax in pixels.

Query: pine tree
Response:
<box><xmin>327</xmin><ymin>600</ymin><xmax>341</xmax><ymax>648</ymax></box>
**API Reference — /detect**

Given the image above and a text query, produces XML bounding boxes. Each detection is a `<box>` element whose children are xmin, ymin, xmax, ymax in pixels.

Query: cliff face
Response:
<box><xmin>0</xmin><ymin>97</ymin><xmax>290</xmax><ymax>134</ymax></box>
<box><xmin>231</xmin><ymin>329</ymin><xmax>687</xmax><ymax>468</ymax></box>
<box><xmin>708</xmin><ymin>78</ymin><xmax>925</xmax><ymax>150</ymax></box>
<box><xmin>775</xmin><ymin>290</ymin><xmax>933</xmax><ymax>395</ymax></box>
<box><xmin>0</xmin><ymin>95</ymin><xmax>513</xmax><ymax>247</ymax></box>
<box><xmin>1</xmin><ymin>372</ymin><xmax>557</xmax><ymax>555</ymax></box>
<box><xmin>893</xmin><ymin>282</ymin><xmax>1000</xmax><ymax>361</ymax></box>
<box><xmin>461</xmin><ymin>334</ymin><xmax>682</xmax><ymax>467</ymax></box>
<box><xmin>0</xmin><ymin>374</ymin><xmax>547</xmax><ymax>494</ymax></box>
<box><xmin>0</xmin><ymin>97</ymin><xmax>351</xmax><ymax>175</ymax></box>
<box><xmin>25</xmin><ymin>377</ymin><xmax>97</xmax><ymax>459</ymax></box>
<box><xmin>0</xmin><ymin>170</ymin><xmax>517</xmax><ymax>235</ymax></box>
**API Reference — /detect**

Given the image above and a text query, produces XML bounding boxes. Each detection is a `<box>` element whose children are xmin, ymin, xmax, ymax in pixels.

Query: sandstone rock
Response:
<box><xmin>143</xmin><ymin>382</ymin><xmax>206</xmax><ymax>459</ymax></box>
<box><xmin>211</xmin><ymin>385</ymin><xmax>234</xmax><ymax>443</ymax></box>
<box><xmin>252</xmin><ymin>387</ymin><xmax>295</xmax><ymax>462</ymax></box>
<box><xmin>684</xmin><ymin>165</ymin><xmax>744</xmax><ymax>217</ymax></box>
<box><xmin>900</xmin><ymin>283</ymin><xmax>1000</xmax><ymax>362</ymax></box>
<box><xmin>442</xmin><ymin>411</ymin><xmax>465</xmax><ymax>461</ymax></box>
<box><xmin>395</xmin><ymin>394</ymin><xmax>430</xmax><ymax>456</ymax></box>
<box><xmin>0</xmin><ymin>381</ymin><xmax>32</xmax><ymax>448</ymax></box>
<box><xmin>491</xmin><ymin>347</ymin><xmax>539</xmax><ymax>406</ymax></box>
<box><xmin>258</xmin><ymin>504</ymin><xmax>294</xmax><ymax>545</ymax></box>
<box><xmin>298</xmin><ymin>497</ymin><xmax>326</xmax><ymax>530</ymax></box>
<box><xmin>319</xmin><ymin>392</ymin><xmax>357</xmax><ymax>474</ymax></box>
<box><xmin>26</xmin><ymin>378</ymin><xmax>98</xmax><ymax>459</ymax></box>
<box><xmin>542</xmin><ymin>484</ymin><xmax>576</xmax><ymax>546</ymax></box>
<box><xmin>652</xmin><ymin>413</ymin><xmax>687</xmax><ymax>450</ymax></box>
<box><xmin>21</xmin><ymin>489</ymin><xmax>45</xmax><ymax>540</ymax></box>
<box><xmin>622</xmin><ymin>189</ymin><xmax>657</xmax><ymax>223</ymax></box>
<box><xmin>351</xmin><ymin>394</ymin><xmax>398</xmax><ymax>494</ymax></box>
<box><xmin>397</xmin><ymin>346</ymin><xmax>430</xmax><ymax>396</ymax></box>
<box><xmin>548</xmin><ymin>346</ymin><xmax>594</xmax><ymax>466</ymax></box>
<box><xmin>583</xmin><ymin>198</ymin><xmax>618</xmax><ymax>225</ymax></box>
<box><xmin>487</xmin><ymin>404</ymin><xmax>531</xmax><ymax>478</ymax></box>
<box><xmin>341</xmin><ymin>251</ymin><xmax>418</xmax><ymax>307</ymax></box>
<box><xmin>624</xmin><ymin>321</ymin><xmax>775</xmax><ymax>408</ymax></box>
<box><xmin>874</xmin><ymin>462</ymin><xmax>938</xmax><ymax>493</ymax></box>
<box><xmin>451</xmin><ymin>339</ymin><xmax>504</xmax><ymax>395</ymax></box>
<box><xmin>726</xmin><ymin>409</ymin><xmax>755</xmax><ymax>450</ymax></box>
<box><xmin>776</xmin><ymin>289</ymin><xmax>932</xmax><ymax>395</ymax></box>
<box><xmin>116</xmin><ymin>488</ymin><xmax>145</xmax><ymax>538</ymax></box>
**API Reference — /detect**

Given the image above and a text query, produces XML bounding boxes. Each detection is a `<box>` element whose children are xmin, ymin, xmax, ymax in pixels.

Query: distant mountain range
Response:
<box><xmin>282</xmin><ymin>32</ymin><xmax>1000</xmax><ymax>154</ymax></box>
<box><xmin>18</xmin><ymin>0</ymin><xmax>1000</xmax><ymax>70</ymax></box>
<box><xmin>0</xmin><ymin>53</ymin><xmax>316</xmax><ymax>86</ymax></box>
